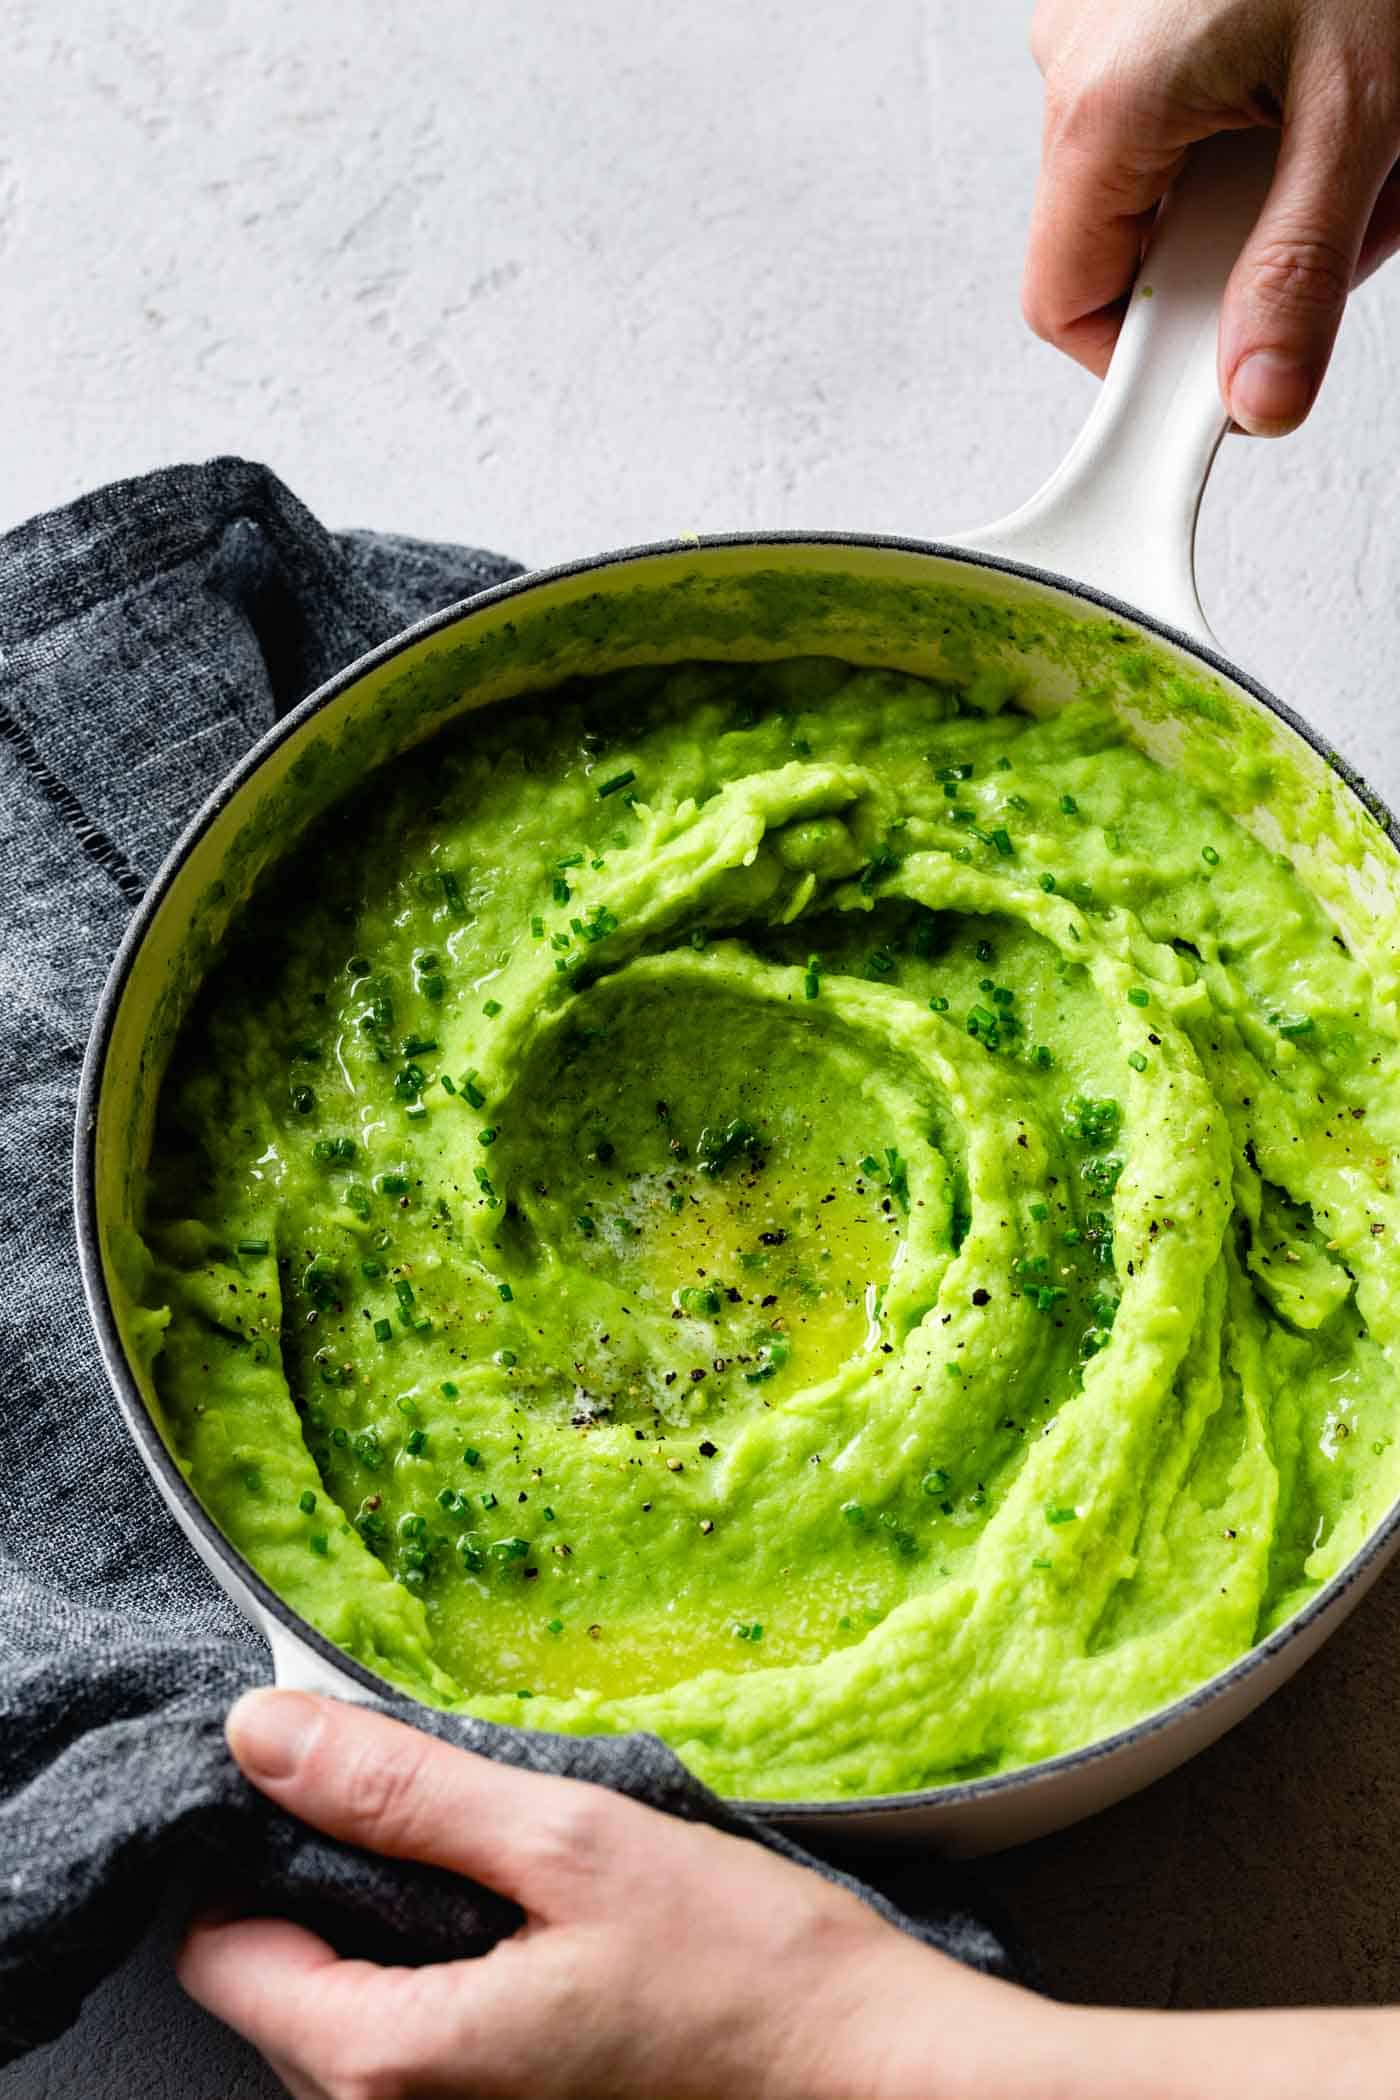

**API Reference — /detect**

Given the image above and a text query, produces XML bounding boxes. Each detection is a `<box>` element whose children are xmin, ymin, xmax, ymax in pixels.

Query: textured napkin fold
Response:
<box><xmin>0</xmin><ymin>458</ymin><xmax>1020</xmax><ymax>2069</ymax></box>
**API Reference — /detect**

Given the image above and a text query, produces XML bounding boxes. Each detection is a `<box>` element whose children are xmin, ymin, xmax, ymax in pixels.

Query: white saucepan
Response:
<box><xmin>77</xmin><ymin>134</ymin><xmax>1400</xmax><ymax>1850</ymax></box>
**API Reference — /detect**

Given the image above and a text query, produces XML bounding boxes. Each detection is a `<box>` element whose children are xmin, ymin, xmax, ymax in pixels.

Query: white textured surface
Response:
<box><xmin>9</xmin><ymin>2</ymin><xmax>1400</xmax><ymax>2091</ymax></box>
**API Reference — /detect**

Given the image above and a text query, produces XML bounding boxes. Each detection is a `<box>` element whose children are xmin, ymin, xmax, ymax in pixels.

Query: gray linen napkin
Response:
<box><xmin>0</xmin><ymin>458</ymin><xmax>1019</xmax><ymax>2068</ymax></box>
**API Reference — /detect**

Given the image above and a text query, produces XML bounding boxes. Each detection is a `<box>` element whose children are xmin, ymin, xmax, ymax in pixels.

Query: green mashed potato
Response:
<box><xmin>137</xmin><ymin>655</ymin><xmax>1400</xmax><ymax>1800</ymax></box>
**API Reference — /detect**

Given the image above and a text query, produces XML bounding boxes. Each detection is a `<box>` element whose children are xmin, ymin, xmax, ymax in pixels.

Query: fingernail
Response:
<box><xmin>227</xmin><ymin>1689</ymin><xmax>321</xmax><ymax>1780</ymax></box>
<box><xmin>1229</xmin><ymin>350</ymin><xmax>1314</xmax><ymax>435</ymax></box>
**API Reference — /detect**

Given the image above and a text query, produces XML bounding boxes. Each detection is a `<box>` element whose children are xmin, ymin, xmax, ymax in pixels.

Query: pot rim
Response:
<box><xmin>73</xmin><ymin>527</ymin><xmax>1400</xmax><ymax>1822</ymax></box>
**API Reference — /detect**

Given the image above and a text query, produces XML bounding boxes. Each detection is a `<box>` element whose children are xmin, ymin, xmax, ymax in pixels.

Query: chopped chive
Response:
<box><xmin>531</xmin><ymin>914</ymin><xmax>545</xmax><ymax>938</ymax></box>
<box><xmin>312</xmin><ymin>1135</ymin><xmax>358</xmax><ymax>1163</ymax></box>
<box><xmin>922</xmin><ymin>1468</ymin><xmax>950</xmax><ymax>1496</ymax></box>
<box><xmin>421</xmin><ymin>974</ymin><xmax>446</xmax><ymax>1003</ymax></box>
<box><xmin>803</xmin><ymin>955</ymin><xmax>821</xmax><ymax>999</ymax></box>
<box><xmin>1039</xmin><ymin>872</ymin><xmax>1057</xmax><ymax>893</ymax></box>
<box><xmin>1032</xmin><ymin>1045</ymin><xmax>1053</xmax><ymax>1068</ymax></box>
<box><xmin>553</xmin><ymin>876</ymin><xmax>571</xmax><ymax>906</ymax></box>
<box><xmin>440</xmin><ymin>870</ymin><xmax>464</xmax><ymax>911</ymax></box>
<box><xmin>289</xmin><ymin>1084</ymin><xmax>315</xmax><ymax>1115</ymax></box>
<box><xmin>1029</xmin><ymin>1201</ymin><xmax>1049</xmax><ymax>1221</ymax></box>
<box><xmin>1103</xmin><ymin>828</ymin><xmax>1120</xmax><ymax>850</ymax></box>
<box><xmin>1127</xmin><ymin>987</ymin><xmax>1149</xmax><ymax>1007</ymax></box>
<box><xmin>597</xmin><ymin>769</ymin><xmax>636</xmax><ymax>798</ymax></box>
<box><xmin>405</xmin><ymin>1429</ymin><xmax>427</xmax><ymax>1456</ymax></box>
<box><xmin>497</xmin><ymin>1282</ymin><xmax>513</xmax><ymax>1302</ymax></box>
<box><xmin>547</xmin><ymin>1618</ymin><xmax>564</xmax><ymax>1635</ymax></box>
<box><xmin>1128</xmin><ymin>1050</ymin><xmax>1148</xmax><ymax>1072</ymax></box>
<box><xmin>542</xmin><ymin>1505</ymin><xmax>555</xmax><ymax>1521</ymax></box>
<box><xmin>943</xmin><ymin>780</ymin><xmax>960</xmax><ymax>798</ymax></box>
<box><xmin>463</xmin><ymin>1445</ymin><xmax>481</xmax><ymax>1467</ymax></box>
<box><xmin>480</xmin><ymin>1491</ymin><xmax>498</xmax><ymax>1510</ymax></box>
<box><xmin>440</xmin><ymin>1074</ymin><xmax>457</xmax><ymax>1095</ymax></box>
<box><xmin>556</xmin><ymin>852</ymin><xmax>583</xmax><ymax>869</ymax></box>
<box><xmin>841</xmin><ymin>1501</ymin><xmax>866</xmax><ymax>1526</ymax></box>
<box><xmin>976</xmin><ymin>940</ymin><xmax>993</xmax><ymax>963</ymax></box>
<box><xmin>373</xmin><ymin>1317</ymin><xmax>392</xmax><ymax>1342</ymax></box>
<box><xmin>496</xmin><ymin>1348</ymin><xmax>517</xmax><ymax>1367</ymax></box>
<box><xmin>576</xmin><ymin>1214</ymin><xmax>596</xmax><ymax>1236</ymax></box>
<box><xmin>929</xmin><ymin>994</ymin><xmax>949</xmax><ymax>1012</ymax></box>
<box><xmin>989</xmin><ymin>827</ymin><xmax>1013</xmax><ymax>857</ymax></box>
<box><xmin>394</xmin><ymin>1280</ymin><xmax>415</xmax><ymax>1310</ymax></box>
<box><xmin>478</xmin><ymin>1127</ymin><xmax>497</xmax><ymax>1147</ymax></box>
<box><xmin>690</xmin><ymin>926</ymin><xmax>709</xmax><ymax>951</ymax></box>
<box><xmin>1201</xmin><ymin>844</ymin><xmax>1220</xmax><ymax>866</ymax></box>
<box><xmin>462</xmin><ymin>1072</ymin><xmax>486</xmax><ymax>1108</ymax></box>
<box><xmin>378</xmin><ymin>1171</ymin><xmax>410</xmax><ymax>1194</ymax></box>
<box><xmin>237</xmin><ymin>1238</ymin><xmax>270</xmax><ymax>1256</ymax></box>
<box><xmin>298</xmin><ymin>1489</ymin><xmax>317</xmax><ymax>1515</ymax></box>
<box><xmin>1046</xmin><ymin>1505</ymin><xmax>1078</xmax><ymax>1525</ymax></box>
<box><xmin>1060</xmin><ymin>794</ymin><xmax>1078</xmax><ymax>815</ymax></box>
<box><xmin>482</xmin><ymin>999</ymin><xmax>502</xmax><ymax>1018</ymax></box>
<box><xmin>310</xmin><ymin>1532</ymin><xmax>329</xmax><ymax>1556</ymax></box>
<box><xmin>1279</xmin><ymin>1015</ymin><xmax>1314</xmax><ymax>1038</ymax></box>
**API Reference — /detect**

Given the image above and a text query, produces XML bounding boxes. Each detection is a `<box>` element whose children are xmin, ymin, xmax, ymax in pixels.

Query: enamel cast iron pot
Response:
<box><xmin>76</xmin><ymin>136</ymin><xmax>1400</xmax><ymax>1852</ymax></box>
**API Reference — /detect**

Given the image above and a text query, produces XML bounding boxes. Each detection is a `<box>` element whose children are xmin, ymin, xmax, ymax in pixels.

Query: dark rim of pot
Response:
<box><xmin>73</xmin><ymin>530</ymin><xmax>1400</xmax><ymax>1823</ymax></box>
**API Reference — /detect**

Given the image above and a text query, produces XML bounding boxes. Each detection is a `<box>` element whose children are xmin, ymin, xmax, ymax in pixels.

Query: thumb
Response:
<box><xmin>225</xmin><ymin>1687</ymin><xmax>609</xmax><ymax>1910</ymax></box>
<box><xmin>1221</xmin><ymin>78</ymin><xmax>1398</xmax><ymax>435</ymax></box>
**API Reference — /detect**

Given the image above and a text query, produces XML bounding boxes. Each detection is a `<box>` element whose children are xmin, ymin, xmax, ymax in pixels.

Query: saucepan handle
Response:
<box><xmin>950</xmin><ymin>129</ymin><xmax>1278</xmax><ymax>645</ymax></box>
<box><xmin>262</xmin><ymin>1610</ymin><xmax>384</xmax><ymax>1704</ymax></box>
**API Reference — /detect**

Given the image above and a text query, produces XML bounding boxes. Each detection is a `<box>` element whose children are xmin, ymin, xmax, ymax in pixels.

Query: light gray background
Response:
<box><xmin>9</xmin><ymin>1</ymin><xmax>1400</xmax><ymax>2092</ymax></box>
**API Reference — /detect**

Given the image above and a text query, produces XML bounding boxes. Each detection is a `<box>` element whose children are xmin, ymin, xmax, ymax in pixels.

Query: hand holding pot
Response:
<box><xmin>1024</xmin><ymin>0</ymin><xmax>1400</xmax><ymax>433</ymax></box>
<box><xmin>179</xmin><ymin>1691</ymin><xmax>1400</xmax><ymax>2100</ymax></box>
<box><xmin>177</xmin><ymin>1690</ymin><xmax>1048</xmax><ymax>2100</ymax></box>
